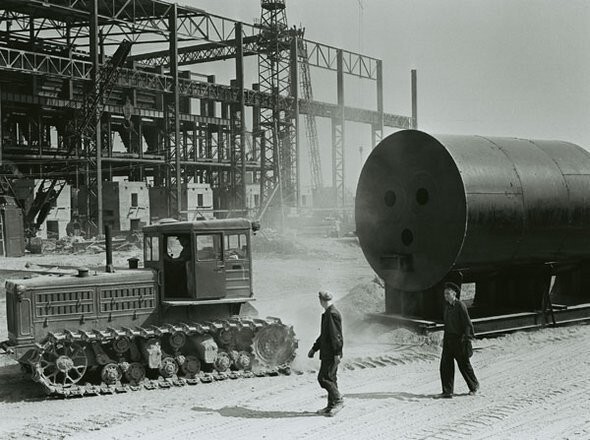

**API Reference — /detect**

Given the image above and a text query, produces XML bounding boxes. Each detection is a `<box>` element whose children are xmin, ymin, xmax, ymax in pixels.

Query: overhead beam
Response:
<box><xmin>130</xmin><ymin>36</ymin><xmax>380</xmax><ymax>79</ymax></box>
<box><xmin>0</xmin><ymin>46</ymin><xmax>412</xmax><ymax>127</ymax></box>
<box><xmin>1</xmin><ymin>0</ymin><xmax>255</xmax><ymax>42</ymax></box>
<box><xmin>2</xmin><ymin>1</ymin><xmax>381</xmax><ymax>80</ymax></box>
<box><xmin>128</xmin><ymin>35</ymin><xmax>260</xmax><ymax>66</ymax></box>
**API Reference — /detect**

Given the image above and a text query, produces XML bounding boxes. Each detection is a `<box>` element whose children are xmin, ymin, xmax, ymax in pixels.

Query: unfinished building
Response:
<box><xmin>0</xmin><ymin>0</ymin><xmax>415</xmax><ymax>248</ymax></box>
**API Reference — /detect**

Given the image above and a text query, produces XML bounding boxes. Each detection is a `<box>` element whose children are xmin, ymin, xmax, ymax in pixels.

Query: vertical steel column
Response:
<box><xmin>192</xmin><ymin>121</ymin><xmax>198</xmax><ymax>181</ymax></box>
<box><xmin>252</xmin><ymin>83</ymin><xmax>261</xmax><ymax>168</ymax></box>
<box><xmin>167</xmin><ymin>4</ymin><xmax>181</xmax><ymax>217</ymax></box>
<box><xmin>235</xmin><ymin>22</ymin><xmax>247</xmax><ymax>213</ymax></box>
<box><xmin>65</xmin><ymin>26</ymin><xmax>73</xmax><ymax>100</ymax></box>
<box><xmin>89</xmin><ymin>0</ymin><xmax>103</xmax><ymax>235</ymax></box>
<box><xmin>0</xmin><ymin>84</ymin><xmax>3</xmax><ymax>165</ymax></box>
<box><xmin>99</xmin><ymin>30</ymin><xmax>105</xmax><ymax>63</ymax></box>
<box><xmin>372</xmin><ymin>59</ymin><xmax>384</xmax><ymax>148</ymax></box>
<box><xmin>130</xmin><ymin>115</ymin><xmax>143</xmax><ymax>181</ymax></box>
<box><xmin>252</xmin><ymin>83</ymin><xmax>263</xmax><ymax>206</ymax></box>
<box><xmin>258</xmin><ymin>134</ymin><xmax>266</xmax><ymax>209</ymax></box>
<box><xmin>29</xmin><ymin>16</ymin><xmax>34</xmax><ymax>41</ymax></box>
<box><xmin>104</xmin><ymin>114</ymin><xmax>112</xmax><ymax>181</ymax></box>
<box><xmin>290</xmin><ymin>36</ymin><xmax>300</xmax><ymax>209</ymax></box>
<box><xmin>182</xmin><ymin>130</ymin><xmax>188</xmax><ymax>165</ymax></box>
<box><xmin>27</xmin><ymin>117</ymin><xmax>32</xmax><ymax>148</ymax></box>
<box><xmin>138</xmin><ymin>118</ymin><xmax>143</xmax><ymax>164</ymax></box>
<box><xmin>206</xmin><ymin>75</ymin><xmax>215</xmax><ymax>161</ymax></box>
<box><xmin>331</xmin><ymin>120</ymin><xmax>337</xmax><ymax>198</ymax></box>
<box><xmin>36</xmin><ymin>113</ymin><xmax>42</xmax><ymax>155</ymax></box>
<box><xmin>332</xmin><ymin>49</ymin><xmax>345</xmax><ymax>210</ymax></box>
<box><xmin>104</xmin><ymin>114</ymin><xmax>112</xmax><ymax>158</ymax></box>
<box><xmin>411</xmin><ymin>69</ymin><xmax>418</xmax><ymax>129</ymax></box>
<box><xmin>207</xmin><ymin>75</ymin><xmax>216</xmax><ymax>118</ymax></box>
<box><xmin>221</xmin><ymin>102</ymin><xmax>229</xmax><ymax>163</ymax></box>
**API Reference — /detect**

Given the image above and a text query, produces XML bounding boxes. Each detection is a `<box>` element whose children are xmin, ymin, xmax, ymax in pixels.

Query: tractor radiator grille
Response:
<box><xmin>35</xmin><ymin>290</ymin><xmax>94</xmax><ymax>317</ymax></box>
<box><xmin>99</xmin><ymin>286</ymin><xmax>155</xmax><ymax>314</ymax></box>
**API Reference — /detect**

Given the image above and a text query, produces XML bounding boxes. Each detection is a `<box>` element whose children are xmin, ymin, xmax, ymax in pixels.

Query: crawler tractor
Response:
<box><xmin>1</xmin><ymin>218</ymin><xmax>297</xmax><ymax>396</ymax></box>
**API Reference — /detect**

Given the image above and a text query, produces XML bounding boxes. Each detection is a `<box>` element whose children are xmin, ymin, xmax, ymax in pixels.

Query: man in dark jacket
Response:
<box><xmin>439</xmin><ymin>282</ymin><xmax>479</xmax><ymax>398</ymax></box>
<box><xmin>308</xmin><ymin>290</ymin><xmax>344</xmax><ymax>416</ymax></box>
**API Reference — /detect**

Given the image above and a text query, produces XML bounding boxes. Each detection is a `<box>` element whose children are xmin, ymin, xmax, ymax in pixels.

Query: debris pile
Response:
<box><xmin>335</xmin><ymin>278</ymin><xmax>442</xmax><ymax>349</ymax></box>
<box><xmin>38</xmin><ymin>235</ymin><xmax>143</xmax><ymax>254</ymax></box>
<box><xmin>251</xmin><ymin>229</ymin><xmax>307</xmax><ymax>256</ymax></box>
<box><xmin>335</xmin><ymin>277</ymin><xmax>385</xmax><ymax>322</ymax></box>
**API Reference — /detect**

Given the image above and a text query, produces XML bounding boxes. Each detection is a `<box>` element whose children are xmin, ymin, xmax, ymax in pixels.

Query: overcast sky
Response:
<box><xmin>179</xmin><ymin>0</ymin><xmax>590</xmax><ymax>191</ymax></box>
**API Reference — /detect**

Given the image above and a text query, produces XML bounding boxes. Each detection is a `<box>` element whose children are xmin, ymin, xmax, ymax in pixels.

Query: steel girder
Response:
<box><xmin>128</xmin><ymin>36</ymin><xmax>260</xmax><ymax>66</ymax></box>
<box><xmin>1</xmin><ymin>0</ymin><xmax>259</xmax><ymax>43</ymax></box>
<box><xmin>0</xmin><ymin>45</ymin><xmax>411</xmax><ymax>127</ymax></box>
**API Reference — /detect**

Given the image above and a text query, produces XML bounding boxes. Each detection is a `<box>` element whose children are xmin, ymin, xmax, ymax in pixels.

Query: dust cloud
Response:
<box><xmin>251</xmin><ymin>229</ymin><xmax>442</xmax><ymax>370</ymax></box>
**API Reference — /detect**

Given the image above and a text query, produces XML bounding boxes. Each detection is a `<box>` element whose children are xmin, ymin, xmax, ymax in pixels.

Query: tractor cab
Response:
<box><xmin>142</xmin><ymin>219</ymin><xmax>257</xmax><ymax>305</ymax></box>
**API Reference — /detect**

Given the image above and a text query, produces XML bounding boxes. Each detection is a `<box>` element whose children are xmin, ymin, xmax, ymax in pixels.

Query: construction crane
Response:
<box><xmin>298</xmin><ymin>38</ymin><xmax>323</xmax><ymax>193</ymax></box>
<box><xmin>257</xmin><ymin>0</ymin><xmax>323</xmax><ymax>211</ymax></box>
<box><xmin>1</xmin><ymin>40</ymin><xmax>132</xmax><ymax>251</ymax></box>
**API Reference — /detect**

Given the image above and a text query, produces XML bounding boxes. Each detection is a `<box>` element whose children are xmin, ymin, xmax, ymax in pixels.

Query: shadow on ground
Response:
<box><xmin>0</xmin><ymin>364</ymin><xmax>46</xmax><ymax>403</ymax></box>
<box><xmin>345</xmin><ymin>391</ymin><xmax>440</xmax><ymax>401</ymax></box>
<box><xmin>191</xmin><ymin>389</ymin><xmax>475</xmax><ymax>419</ymax></box>
<box><xmin>192</xmin><ymin>406</ymin><xmax>319</xmax><ymax>419</ymax></box>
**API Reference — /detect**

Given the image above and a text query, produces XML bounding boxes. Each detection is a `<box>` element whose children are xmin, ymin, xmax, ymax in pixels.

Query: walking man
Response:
<box><xmin>308</xmin><ymin>290</ymin><xmax>344</xmax><ymax>416</ymax></box>
<box><xmin>439</xmin><ymin>282</ymin><xmax>479</xmax><ymax>398</ymax></box>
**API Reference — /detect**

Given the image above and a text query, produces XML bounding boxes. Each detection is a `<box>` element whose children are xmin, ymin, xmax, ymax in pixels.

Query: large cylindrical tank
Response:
<box><xmin>356</xmin><ymin>130</ymin><xmax>590</xmax><ymax>292</ymax></box>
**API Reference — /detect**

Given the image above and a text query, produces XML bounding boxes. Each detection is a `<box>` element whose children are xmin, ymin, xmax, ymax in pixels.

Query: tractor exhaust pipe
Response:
<box><xmin>105</xmin><ymin>224</ymin><xmax>114</xmax><ymax>273</ymax></box>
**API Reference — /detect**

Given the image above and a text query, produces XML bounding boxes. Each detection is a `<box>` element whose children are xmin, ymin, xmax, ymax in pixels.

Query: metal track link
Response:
<box><xmin>25</xmin><ymin>316</ymin><xmax>298</xmax><ymax>398</ymax></box>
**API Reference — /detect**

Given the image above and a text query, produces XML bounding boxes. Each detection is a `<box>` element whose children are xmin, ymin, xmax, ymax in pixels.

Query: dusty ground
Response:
<box><xmin>1</xmin><ymin>236</ymin><xmax>590</xmax><ymax>439</ymax></box>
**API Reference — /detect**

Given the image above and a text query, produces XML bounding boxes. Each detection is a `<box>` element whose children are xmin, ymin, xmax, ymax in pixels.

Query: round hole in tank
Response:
<box><xmin>416</xmin><ymin>188</ymin><xmax>429</xmax><ymax>205</ymax></box>
<box><xmin>384</xmin><ymin>190</ymin><xmax>396</xmax><ymax>207</ymax></box>
<box><xmin>401</xmin><ymin>229</ymin><xmax>414</xmax><ymax>246</ymax></box>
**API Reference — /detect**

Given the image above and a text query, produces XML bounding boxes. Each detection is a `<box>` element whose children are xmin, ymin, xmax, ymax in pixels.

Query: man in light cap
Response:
<box><xmin>308</xmin><ymin>290</ymin><xmax>344</xmax><ymax>416</ymax></box>
<box><xmin>439</xmin><ymin>281</ymin><xmax>479</xmax><ymax>398</ymax></box>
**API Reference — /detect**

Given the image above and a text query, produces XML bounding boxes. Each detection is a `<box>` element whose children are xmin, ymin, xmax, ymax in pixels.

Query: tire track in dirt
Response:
<box><xmin>2</xmin><ymin>397</ymin><xmax>172</xmax><ymax>439</ymax></box>
<box><xmin>294</xmin><ymin>326</ymin><xmax>590</xmax><ymax>440</ymax></box>
<box><xmin>3</xmin><ymin>325</ymin><xmax>590</xmax><ymax>440</ymax></box>
<box><xmin>1</xmin><ymin>342</ymin><xmax>439</xmax><ymax>439</ymax></box>
<box><xmin>399</xmin><ymin>332</ymin><xmax>590</xmax><ymax>440</ymax></box>
<box><xmin>62</xmin><ymin>347</ymin><xmax>440</xmax><ymax>440</ymax></box>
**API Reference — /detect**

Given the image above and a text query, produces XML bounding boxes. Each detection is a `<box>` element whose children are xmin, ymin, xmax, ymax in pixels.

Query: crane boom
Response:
<box><xmin>298</xmin><ymin>39</ymin><xmax>323</xmax><ymax>192</ymax></box>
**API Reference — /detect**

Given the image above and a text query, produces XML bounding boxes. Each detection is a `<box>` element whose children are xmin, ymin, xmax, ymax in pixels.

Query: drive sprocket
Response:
<box><xmin>251</xmin><ymin>323</ymin><xmax>298</xmax><ymax>366</ymax></box>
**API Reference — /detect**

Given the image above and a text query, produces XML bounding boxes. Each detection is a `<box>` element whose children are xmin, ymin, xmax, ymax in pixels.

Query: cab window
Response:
<box><xmin>166</xmin><ymin>235</ymin><xmax>191</xmax><ymax>260</ymax></box>
<box><xmin>224</xmin><ymin>233</ymin><xmax>248</xmax><ymax>260</ymax></box>
<box><xmin>143</xmin><ymin>236</ymin><xmax>160</xmax><ymax>261</ymax></box>
<box><xmin>196</xmin><ymin>234</ymin><xmax>222</xmax><ymax>261</ymax></box>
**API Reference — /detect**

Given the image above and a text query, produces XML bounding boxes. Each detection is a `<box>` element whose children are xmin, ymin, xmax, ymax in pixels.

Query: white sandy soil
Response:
<box><xmin>0</xmin><ymin>236</ymin><xmax>589</xmax><ymax>439</ymax></box>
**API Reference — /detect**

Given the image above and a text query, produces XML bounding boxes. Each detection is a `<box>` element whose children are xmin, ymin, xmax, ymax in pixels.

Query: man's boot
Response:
<box><xmin>316</xmin><ymin>399</ymin><xmax>332</xmax><ymax>415</ymax></box>
<box><xmin>325</xmin><ymin>398</ymin><xmax>344</xmax><ymax>417</ymax></box>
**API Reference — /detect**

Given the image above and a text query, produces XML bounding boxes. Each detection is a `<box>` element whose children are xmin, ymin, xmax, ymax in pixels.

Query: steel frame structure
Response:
<box><xmin>256</xmin><ymin>0</ymin><xmax>296</xmax><ymax>212</ymax></box>
<box><xmin>0</xmin><ymin>0</ymin><xmax>415</xmax><ymax>231</ymax></box>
